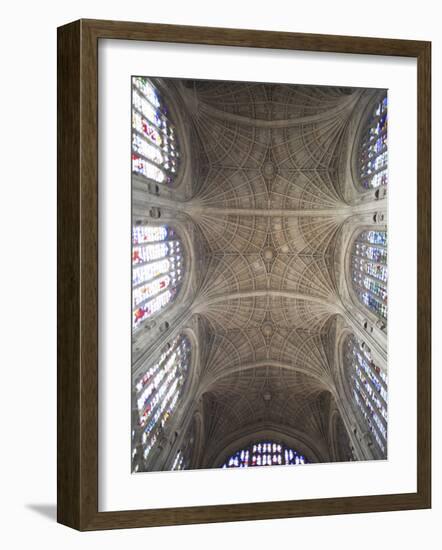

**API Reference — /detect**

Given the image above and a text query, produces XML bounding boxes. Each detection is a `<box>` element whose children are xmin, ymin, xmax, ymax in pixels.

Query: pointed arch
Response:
<box><xmin>357</xmin><ymin>93</ymin><xmax>388</xmax><ymax>190</ymax></box>
<box><xmin>342</xmin><ymin>333</ymin><xmax>388</xmax><ymax>459</ymax></box>
<box><xmin>350</xmin><ymin>229</ymin><xmax>388</xmax><ymax>324</ymax></box>
<box><xmin>132</xmin><ymin>77</ymin><xmax>180</xmax><ymax>186</ymax></box>
<box><xmin>132</xmin><ymin>223</ymin><xmax>186</xmax><ymax>330</ymax></box>
<box><xmin>131</xmin><ymin>333</ymin><xmax>192</xmax><ymax>472</ymax></box>
<box><xmin>221</xmin><ymin>440</ymin><xmax>309</xmax><ymax>468</ymax></box>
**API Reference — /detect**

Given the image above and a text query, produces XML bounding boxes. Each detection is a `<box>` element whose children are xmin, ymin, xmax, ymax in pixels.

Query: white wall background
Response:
<box><xmin>0</xmin><ymin>0</ymin><xmax>439</xmax><ymax>547</ymax></box>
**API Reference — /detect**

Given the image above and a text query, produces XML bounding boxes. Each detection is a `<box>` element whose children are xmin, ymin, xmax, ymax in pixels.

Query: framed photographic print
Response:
<box><xmin>57</xmin><ymin>19</ymin><xmax>431</xmax><ymax>530</ymax></box>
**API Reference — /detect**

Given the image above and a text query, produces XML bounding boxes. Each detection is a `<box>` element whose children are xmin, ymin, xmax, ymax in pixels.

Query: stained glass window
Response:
<box><xmin>171</xmin><ymin>449</ymin><xmax>186</xmax><ymax>471</ymax></box>
<box><xmin>132</xmin><ymin>224</ymin><xmax>184</xmax><ymax>330</ymax></box>
<box><xmin>344</xmin><ymin>335</ymin><xmax>388</xmax><ymax>455</ymax></box>
<box><xmin>132</xmin><ymin>77</ymin><xmax>180</xmax><ymax>186</ymax></box>
<box><xmin>132</xmin><ymin>335</ymin><xmax>191</xmax><ymax>470</ymax></box>
<box><xmin>222</xmin><ymin>441</ymin><xmax>309</xmax><ymax>468</ymax></box>
<box><xmin>359</xmin><ymin>95</ymin><xmax>388</xmax><ymax>189</ymax></box>
<box><xmin>351</xmin><ymin>230</ymin><xmax>388</xmax><ymax>322</ymax></box>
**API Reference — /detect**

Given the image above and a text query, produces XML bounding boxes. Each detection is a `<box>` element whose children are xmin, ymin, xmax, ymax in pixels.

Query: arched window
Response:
<box><xmin>351</xmin><ymin>230</ymin><xmax>388</xmax><ymax>322</ymax></box>
<box><xmin>171</xmin><ymin>419</ymin><xmax>197</xmax><ymax>471</ymax></box>
<box><xmin>344</xmin><ymin>335</ymin><xmax>388</xmax><ymax>456</ymax></box>
<box><xmin>171</xmin><ymin>449</ymin><xmax>187</xmax><ymax>471</ymax></box>
<box><xmin>132</xmin><ymin>224</ymin><xmax>184</xmax><ymax>330</ymax></box>
<box><xmin>358</xmin><ymin>94</ymin><xmax>388</xmax><ymax>189</ymax></box>
<box><xmin>132</xmin><ymin>77</ymin><xmax>180</xmax><ymax>185</ymax></box>
<box><xmin>222</xmin><ymin>441</ymin><xmax>309</xmax><ymax>468</ymax></box>
<box><xmin>132</xmin><ymin>334</ymin><xmax>191</xmax><ymax>470</ymax></box>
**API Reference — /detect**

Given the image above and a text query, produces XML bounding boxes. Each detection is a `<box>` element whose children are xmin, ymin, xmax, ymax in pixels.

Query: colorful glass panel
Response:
<box><xmin>345</xmin><ymin>336</ymin><xmax>388</xmax><ymax>455</ymax></box>
<box><xmin>352</xmin><ymin>231</ymin><xmax>388</xmax><ymax>323</ymax></box>
<box><xmin>222</xmin><ymin>441</ymin><xmax>309</xmax><ymax>468</ymax></box>
<box><xmin>132</xmin><ymin>224</ymin><xmax>183</xmax><ymax>329</ymax></box>
<box><xmin>359</xmin><ymin>95</ymin><xmax>388</xmax><ymax>189</ymax></box>
<box><xmin>132</xmin><ymin>335</ymin><xmax>191</xmax><ymax>466</ymax></box>
<box><xmin>171</xmin><ymin>449</ymin><xmax>186</xmax><ymax>471</ymax></box>
<box><xmin>132</xmin><ymin>77</ymin><xmax>180</xmax><ymax>186</ymax></box>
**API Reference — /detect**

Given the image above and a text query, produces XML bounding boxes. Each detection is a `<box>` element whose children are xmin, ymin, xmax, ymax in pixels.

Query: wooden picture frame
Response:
<box><xmin>57</xmin><ymin>18</ymin><xmax>431</xmax><ymax>531</ymax></box>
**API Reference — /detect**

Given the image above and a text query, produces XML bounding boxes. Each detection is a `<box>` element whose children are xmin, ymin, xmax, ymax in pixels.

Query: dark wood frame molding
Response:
<box><xmin>57</xmin><ymin>19</ymin><xmax>431</xmax><ymax>531</ymax></box>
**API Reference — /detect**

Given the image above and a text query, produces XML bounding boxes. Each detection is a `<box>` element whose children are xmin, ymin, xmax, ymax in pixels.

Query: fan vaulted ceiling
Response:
<box><xmin>172</xmin><ymin>80</ymin><xmax>363</xmax><ymax>462</ymax></box>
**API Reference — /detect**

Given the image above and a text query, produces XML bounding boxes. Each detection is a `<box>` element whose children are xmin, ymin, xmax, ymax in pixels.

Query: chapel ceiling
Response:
<box><xmin>173</xmin><ymin>80</ymin><xmax>366</xmax><ymax>460</ymax></box>
<box><xmin>201</xmin><ymin>367</ymin><xmax>336</xmax><ymax>464</ymax></box>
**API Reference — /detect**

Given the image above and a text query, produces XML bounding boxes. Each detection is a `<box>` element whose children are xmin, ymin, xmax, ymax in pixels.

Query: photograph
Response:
<box><xmin>130</xmin><ymin>76</ymin><xmax>389</xmax><ymax>473</ymax></box>
<box><xmin>1</xmin><ymin>0</ymin><xmax>435</xmax><ymax>540</ymax></box>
